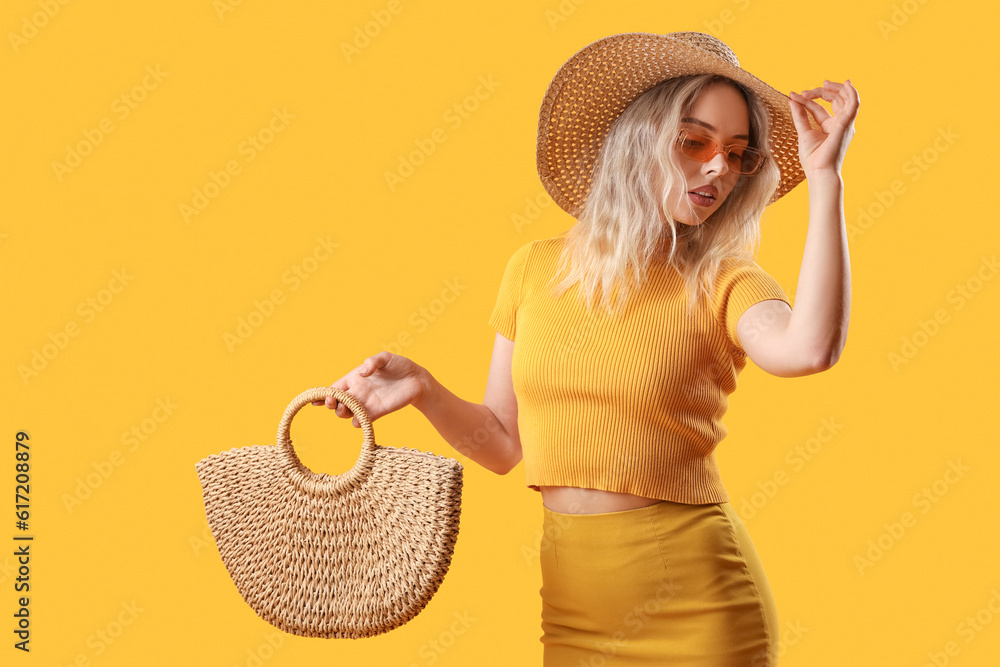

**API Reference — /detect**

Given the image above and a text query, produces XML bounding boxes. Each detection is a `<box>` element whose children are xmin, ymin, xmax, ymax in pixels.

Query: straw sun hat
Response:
<box><xmin>537</xmin><ymin>31</ymin><xmax>818</xmax><ymax>217</ymax></box>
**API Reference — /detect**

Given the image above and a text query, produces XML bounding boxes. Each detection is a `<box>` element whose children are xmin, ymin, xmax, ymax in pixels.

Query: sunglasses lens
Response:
<box><xmin>677</xmin><ymin>131</ymin><xmax>764</xmax><ymax>175</ymax></box>
<box><xmin>739</xmin><ymin>151</ymin><xmax>764</xmax><ymax>175</ymax></box>
<box><xmin>677</xmin><ymin>132</ymin><xmax>715</xmax><ymax>161</ymax></box>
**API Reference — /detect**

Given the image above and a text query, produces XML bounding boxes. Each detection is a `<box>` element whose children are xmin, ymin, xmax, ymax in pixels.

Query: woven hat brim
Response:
<box><xmin>537</xmin><ymin>32</ymin><xmax>816</xmax><ymax>217</ymax></box>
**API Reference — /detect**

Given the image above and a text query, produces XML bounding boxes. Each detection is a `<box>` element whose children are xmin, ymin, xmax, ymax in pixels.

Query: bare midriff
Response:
<box><xmin>538</xmin><ymin>485</ymin><xmax>666</xmax><ymax>514</ymax></box>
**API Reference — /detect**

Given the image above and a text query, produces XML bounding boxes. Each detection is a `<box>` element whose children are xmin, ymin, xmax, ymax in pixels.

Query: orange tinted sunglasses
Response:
<box><xmin>675</xmin><ymin>129</ymin><xmax>766</xmax><ymax>176</ymax></box>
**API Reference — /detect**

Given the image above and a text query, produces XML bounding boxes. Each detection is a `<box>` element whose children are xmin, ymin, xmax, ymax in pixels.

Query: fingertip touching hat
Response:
<box><xmin>537</xmin><ymin>31</ymin><xmax>817</xmax><ymax>217</ymax></box>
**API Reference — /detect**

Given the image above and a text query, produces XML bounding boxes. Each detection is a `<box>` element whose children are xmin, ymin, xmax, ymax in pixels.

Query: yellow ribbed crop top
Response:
<box><xmin>487</xmin><ymin>235</ymin><xmax>790</xmax><ymax>505</ymax></box>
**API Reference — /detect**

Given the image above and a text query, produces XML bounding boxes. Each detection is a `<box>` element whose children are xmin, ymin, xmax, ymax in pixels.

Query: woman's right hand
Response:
<box><xmin>310</xmin><ymin>351</ymin><xmax>427</xmax><ymax>428</ymax></box>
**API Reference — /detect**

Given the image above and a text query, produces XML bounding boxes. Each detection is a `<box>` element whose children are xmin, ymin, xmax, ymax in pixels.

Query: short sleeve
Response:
<box><xmin>713</xmin><ymin>259</ymin><xmax>790</xmax><ymax>354</ymax></box>
<box><xmin>488</xmin><ymin>242</ymin><xmax>532</xmax><ymax>341</ymax></box>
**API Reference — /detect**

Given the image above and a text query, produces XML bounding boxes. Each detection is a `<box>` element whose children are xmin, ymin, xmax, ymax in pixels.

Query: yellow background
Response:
<box><xmin>3</xmin><ymin>0</ymin><xmax>997</xmax><ymax>664</ymax></box>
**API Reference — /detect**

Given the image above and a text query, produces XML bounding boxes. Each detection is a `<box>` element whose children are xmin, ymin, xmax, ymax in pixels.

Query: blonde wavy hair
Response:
<box><xmin>547</xmin><ymin>73</ymin><xmax>781</xmax><ymax>317</ymax></box>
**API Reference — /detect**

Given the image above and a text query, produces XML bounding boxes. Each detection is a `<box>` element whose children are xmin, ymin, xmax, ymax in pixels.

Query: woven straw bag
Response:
<box><xmin>195</xmin><ymin>386</ymin><xmax>464</xmax><ymax>639</ymax></box>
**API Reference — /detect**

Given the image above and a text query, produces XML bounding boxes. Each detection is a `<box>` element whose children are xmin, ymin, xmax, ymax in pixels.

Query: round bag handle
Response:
<box><xmin>276</xmin><ymin>387</ymin><xmax>377</xmax><ymax>494</ymax></box>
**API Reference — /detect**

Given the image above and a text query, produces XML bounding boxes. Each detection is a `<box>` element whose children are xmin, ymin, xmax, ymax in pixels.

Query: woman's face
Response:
<box><xmin>663</xmin><ymin>82</ymin><xmax>750</xmax><ymax>227</ymax></box>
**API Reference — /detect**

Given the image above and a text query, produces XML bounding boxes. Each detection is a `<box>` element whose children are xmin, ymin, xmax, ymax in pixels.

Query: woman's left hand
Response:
<box><xmin>788</xmin><ymin>80</ymin><xmax>860</xmax><ymax>177</ymax></box>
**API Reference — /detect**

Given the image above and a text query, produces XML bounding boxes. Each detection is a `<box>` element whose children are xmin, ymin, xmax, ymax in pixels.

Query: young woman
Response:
<box><xmin>313</xmin><ymin>31</ymin><xmax>859</xmax><ymax>666</ymax></box>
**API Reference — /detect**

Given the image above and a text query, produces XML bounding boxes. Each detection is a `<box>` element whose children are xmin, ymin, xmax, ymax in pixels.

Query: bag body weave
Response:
<box><xmin>195</xmin><ymin>386</ymin><xmax>464</xmax><ymax>639</ymax></box>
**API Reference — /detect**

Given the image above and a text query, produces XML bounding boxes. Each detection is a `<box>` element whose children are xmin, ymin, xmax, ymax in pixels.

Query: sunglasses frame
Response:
<box><xmin>674</xmin><ymin>128</ymin><xmax>767</xmax><ymax>176</ymax></box>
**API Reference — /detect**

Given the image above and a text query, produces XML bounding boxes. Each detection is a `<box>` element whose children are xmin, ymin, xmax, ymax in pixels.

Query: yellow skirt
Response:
<box><xmin>539</xmin><ymin>500</ymin><xmax>779</xmax><ymax>666</ymax></box>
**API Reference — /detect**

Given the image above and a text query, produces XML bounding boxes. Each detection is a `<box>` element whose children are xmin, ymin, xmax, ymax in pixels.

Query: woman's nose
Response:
<box><xmin>703</xmin><ymin>150</ymin><xmax>730</xmax><ymax>176</ymax></box>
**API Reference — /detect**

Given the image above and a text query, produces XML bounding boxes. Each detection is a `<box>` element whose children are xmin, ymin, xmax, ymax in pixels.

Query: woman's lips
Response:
<box><xmin>688</xmin><ymin>191</ymin><xmax>715</xmax><ymax>207</ymax></box>
<box><xmin>688</xmin><ymin>184</ymin><xmax>718</xmax><ymax>207</ymax></box>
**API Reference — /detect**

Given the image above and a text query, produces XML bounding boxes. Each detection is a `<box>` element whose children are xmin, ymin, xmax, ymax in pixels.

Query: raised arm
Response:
<box><xmin>738</xmin><ymin>79</ymin><xmax>860</xmax><ymax>377</ymax></box>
